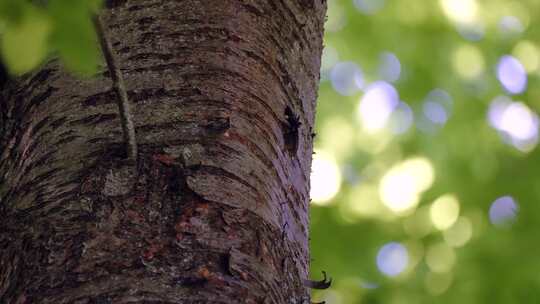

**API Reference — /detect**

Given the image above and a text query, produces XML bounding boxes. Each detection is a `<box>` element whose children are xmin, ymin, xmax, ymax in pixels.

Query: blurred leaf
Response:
<box><xmin>87</xmin><ymin>0</ymin><xmax>104</xmax><ymax>13</ymax></box>
<box><xmin>0</xmin><ymin>6</ymin><xmax>51</xmax><ymax>74</ymax></box>
<box><xmin>0</xmin><ymin>0</ymin><xmax>26</xmax><ymax>23</ymax></box>
<box><xmin>48</xmin><ymin>0</ymin><xmax>100</xmax><ymax>75</ymax></box>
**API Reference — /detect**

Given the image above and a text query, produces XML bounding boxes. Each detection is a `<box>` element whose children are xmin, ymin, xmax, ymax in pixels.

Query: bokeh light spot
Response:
<box><xmin>310</xmin><ymin>150</ymin><xmax>342</xmax><ymax>205</ymax></box>
<box><xmin>378</xmin><ymin>52</ymin><xmax>401</xmax><ymax>83</ymax></box>
<box><xmin>403</xmin><ymin>207</ymin><xmax>433</xmax><ymax>238</ymax></box>
<box><xmin>357</xmin><ymin>81</ymin><xmax>399</xmax><ymax>133</ymax></box>
<box><xmin>423</xmin><ymin>101</ymin><xmax>448</xmax><ymax>125</ymax></box>
<box><xmin>418</xmin><ymin>89</ymin><xmax>453</xmax><ymax>133</ymax></box>
<box><xmin>354</xmin><ymin>0</ymin><xmax>386</xmax><ymax>15</ymax></box>
<box><xmin>497</xmin><ymin>55</ymin><xmax>527</xmax><ymax>94</ymax></box>
<box><xmin>426</xmin><ymin>243</ymin><xmax>456</xmax><ymax>273</ymax></box>
<box><xmin>439</xmin><ymin>0</ymin><xmax>478</xmax><ymax>25</ymax></box>
<box><xmin>379</xmin><ymin>157</ymin><xmax>435</xmax><ymax>214</ymax></box>
<box><xmin>456</xmin><ymin>21</ymin><xmax>485</xmax><ymax>41</ymax></box>
<box><xmin>499</xmin><ymin>16</ymin><xmax>524</xmax><ymax>36</ymax></box>
<box><xmin>488</xmin><ymin>97</ymin><xmax>539</xmax><ymax>152</ymax></box>
<box><xmin>389</xmin><ymin>102</ymin><xmax>414</xmax><ymax>134</ymax></box>
<box><xmin>512</xmin><ymin>41</ymin><xmax>540</xmax><ymax>73</ymax></box>
<box><xmin>443</xmin><ymin>216</ymin><xmax>473</xmax><ymax>247</ymax></box>
<box><xmin>489</xmin><ymin>196</ymin><xmax>519</xmax><ymax>226</ymax></box>
<box><xmin>430</xmin><ymin>194</ymin><xmax>460</xmax><ymax>230</ymax></box>
<box><xmin>330</xmin><ymin>61</ymin><xmax>364</xmax><ymax>96</ymax></box>
<box><xmin>452</xmin><ymin>44</ymin><xmax>484</xmax><ymax>79</ymax></box>
<box><xmin>427</xmin><ymin>89</ymin><xmax>453</xmax><ymax>109</ymax></box>
<box><xmin>319</xmin><ymin>117</ymin><xmax>355</xmax><ymax>160</ymax></box>
<box><xmin>320</xmin><ymin>46</ymin><xmax>339</xmax><ymax>81</ymax></box>
<box><xmin>425</xmin><ymin>272</ymin><xmax>453</xmax><ymax>295</ymax></box>
<box><xmin>487</xmin><ymin>96</ymin><xmax>512</xmax><ymax>130</ymax></box>
<box><xmin>376</xmin><ymin>242</ymin><xmax>409</xmax><ymax>277</ymax></box>
<box><xmin>326</xmin><ymin>0</ymin><xmax>347</xmax><ymax>32</ymax></box>
<box><xmin>500</xmin><ymin>102</ymin><xmax>537</xmax><ymax>141</ymax></box>
<box><xmin>345</xmin><ymin>184</ymin><xmax>388</xmax><ymax>220</ymax></box>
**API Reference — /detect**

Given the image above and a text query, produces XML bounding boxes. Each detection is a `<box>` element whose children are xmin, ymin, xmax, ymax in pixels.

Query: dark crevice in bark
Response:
<box><xmin>69</xmin><ymin>113</ymin><xmax>118</xmax><ymax>127</ymax></box>
<box><xmin>80</xmin><ymin>90</ymin><xmax>115</xmax><ymax>107</ymax></box>
<box><xmin>53</xmin><ymin>135</ymin><xmax>83</xmax><ymax>147</ymax></box>
<box><xmin>24</xmin><ymin>86</ymin><xmax>58</xmax><ymax>114</ymax></box>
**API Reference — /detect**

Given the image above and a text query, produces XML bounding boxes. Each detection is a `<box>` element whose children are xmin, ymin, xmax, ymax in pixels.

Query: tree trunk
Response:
<box><xmin>0</xmin><ymin>1</ymin><xmax>326</xmax><ymax>303</ymax></box>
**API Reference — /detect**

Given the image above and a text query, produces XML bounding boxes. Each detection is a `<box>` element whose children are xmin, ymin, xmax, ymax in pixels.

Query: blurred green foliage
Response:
<box><xmin>0</xmin><ymin>0</ymin><xmax>102</xmax><ymax>75</ymax></box>
<box><xmin>311</xmin><ymin>0</ymin><xmax>540</xmax><ymax>303</ymax></box>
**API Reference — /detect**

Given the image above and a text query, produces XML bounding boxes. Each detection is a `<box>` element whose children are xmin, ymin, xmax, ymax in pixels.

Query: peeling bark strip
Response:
<box><xmin>0</xmin><ymin>1</ymin><xmax>326</xmax><ymax>303</ymax></box>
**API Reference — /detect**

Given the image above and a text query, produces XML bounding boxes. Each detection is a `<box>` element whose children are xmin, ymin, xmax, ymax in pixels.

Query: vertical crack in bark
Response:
<box><xmin>93</xmin><ymin>14</ymin><xmax>138</xmax><ymax>163</ymax></box>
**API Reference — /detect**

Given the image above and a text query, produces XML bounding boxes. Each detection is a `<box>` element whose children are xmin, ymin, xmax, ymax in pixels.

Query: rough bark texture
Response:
<box><xmin>0</xmin><ymin>1</ymin><xmax>326</xmax><ymax>303</ymax></box>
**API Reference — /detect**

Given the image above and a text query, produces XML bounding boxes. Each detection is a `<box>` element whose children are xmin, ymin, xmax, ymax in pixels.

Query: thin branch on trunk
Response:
<box><xmin>93</xmin><ymin>13</ymin><xmax>138</xmax><ymax>163</ymax></box>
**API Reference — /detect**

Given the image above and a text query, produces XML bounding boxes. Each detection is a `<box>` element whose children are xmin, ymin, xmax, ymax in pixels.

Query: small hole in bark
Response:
<box><xmin>167</xmin><ymin>168</ymin><xmax>185</xmax><ymax>194</ymax></box>
<box><xmin>282</xmin><ymin>106</ymin><xmax>301</xmax><ymax>156</ymax></box>
<box><xmin>219</xmin><ymin>252</ymin><xmax>232</xmax><ymax>275</ymax></box>
<box><xmin>204</xmin><ymin>117</ymin><xmax>230</xmax><ymax>135</ymax></box>
<box><xmin>174</xmin><ymin>276</ymin><xmax>208</xmax><ymax>287</ymax></box>
<box><xmin>300</xmin><ymin>0</ymin><xmax>315</xmax><ymax>8</ymax></box>
<box><xmin>103</xmin><ymin>144</ymin><xmax>128</xmax><ymax>161</ymax></box>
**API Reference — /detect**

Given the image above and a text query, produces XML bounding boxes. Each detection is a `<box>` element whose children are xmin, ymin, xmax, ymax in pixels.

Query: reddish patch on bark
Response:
<box><xmin>142</xmin><ymin>250</ymin><xmax>154</xmax><ymax>260</ymax></box>
<box><xmin>238</xmin><ymin>270</ymin><xmax>249</xmax><ymax>281</ymax></box>
<box><xmin>132</xmin><ymin>194</ymin><xmax>146</xmax><ymax>205</ymax></box>
<box><xmin>197</xmin><ymin>266</ymin><xmax>226</xmax><ymax>286</ymax></box>
<box><xmin>175</xmin><ymin>221</ymin><xmax>190</xmax><ymax>232</ymax></box>
<box><xmin>195</xmin><ymin>203</ymin><xmax>209</xmax><ymax>215</ymax></box>
<box><xmin>183</xmin><ymin>206</ymin><xmax>196</xmax><ymax>217</ymax></box>
<box><xmin>197</xmin><ymin>266</ymin><xmax>211</xmax><ymax>279</ymax></box>
<box><xmin>223</xmin><ymin>130</ymin><xmax>248</xmax><ymax>145</ymax></box>
<box><xmin>142</xmin><ymin>241</ymin><xmax>164</xmax><ymax>260</ymax></box>
<box><xmin>152</xmin><ymin>153</ymin><xmax>175</xmax><ymax>165</ymax></box>
<box><xmin>16</xmin><ymin>293</ymin><xmax>27</xmax><ymax>304</ymax></box>
<box><xmin>125</xmin><ymin>210</ymin><xmax>144</xmax><ymax>224</ymax></box>
<box><xmin>80</xmin><ymin>176</ymin><xmax>99</xmax><ymax>194</ymax></box>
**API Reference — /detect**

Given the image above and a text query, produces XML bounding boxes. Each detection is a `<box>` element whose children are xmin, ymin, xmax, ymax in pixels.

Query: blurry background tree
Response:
<box><xmin>2</xmin><ymin>0</ymin><xmax>540</xmax><ymax>303</ymax></box>
<box><xmin>310</xmin><ymin>0</ymin><xmax>540</xmax><ymax>303</ymax></box>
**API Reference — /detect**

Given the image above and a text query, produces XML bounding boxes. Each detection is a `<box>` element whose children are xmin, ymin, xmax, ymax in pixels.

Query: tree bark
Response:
<box><xmin>0</xmin><ymin>1</ymin><xmax>325</xmax><ymax>303</ymax></box>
